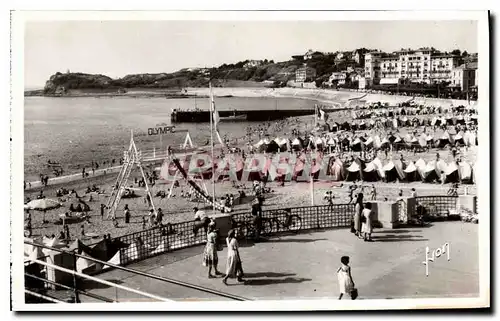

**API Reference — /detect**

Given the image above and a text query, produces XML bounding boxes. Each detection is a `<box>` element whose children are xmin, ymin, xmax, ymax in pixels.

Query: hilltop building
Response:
<box><xmin>295</xmin><ymin>64</ymin><xmax>317</xmax><ymax>83</ymax></box>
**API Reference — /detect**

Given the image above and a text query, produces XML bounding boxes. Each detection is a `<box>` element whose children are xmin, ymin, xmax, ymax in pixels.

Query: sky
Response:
<box><xmin>24</xmin><ymin>20</ymin><xmax>478</xmax><ymax>88</ymax></box>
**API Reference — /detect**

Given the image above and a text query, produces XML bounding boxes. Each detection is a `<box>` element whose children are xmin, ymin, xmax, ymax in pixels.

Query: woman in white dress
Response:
<box><xmin>202</xmin><ymin>225</ymin><xmax>222</xmax><ymax>278</ymax></box>
<box><xmin>223</xmin><ymin>229</ymin><xmax>244</xmax><ymax>285</ymax></box>
<box><xmin>361</xmin><ymin>203</ymin><xmax>374</xmax><ymax>242</ymax></box>
<box><xmin>337</xmin><ymin>256</ymin><xmax>356</xmax><ymax>300</ymax></box>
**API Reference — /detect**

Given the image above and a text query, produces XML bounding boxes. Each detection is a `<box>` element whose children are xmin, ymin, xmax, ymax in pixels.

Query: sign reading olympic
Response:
<box><xmin>147</xmin><ymin>125</ymin><xmax>187</xmax><ymax>135</ymax></box>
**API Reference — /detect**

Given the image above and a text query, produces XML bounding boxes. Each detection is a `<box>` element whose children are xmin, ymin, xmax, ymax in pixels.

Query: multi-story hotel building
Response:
<box><xmin>365</xmin><ymin>48</ymin><xmax>463</xmax><ymax>86</ymax></box>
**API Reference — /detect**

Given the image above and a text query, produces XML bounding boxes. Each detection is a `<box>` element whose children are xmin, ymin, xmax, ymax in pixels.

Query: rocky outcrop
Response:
<box><xmin>43</xmin><ymin>72</ymin><xmax>114</xmax><ymax>95</ymax></box>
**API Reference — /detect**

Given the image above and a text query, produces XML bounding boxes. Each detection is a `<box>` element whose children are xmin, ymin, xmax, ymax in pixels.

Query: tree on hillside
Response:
<box><xmin>451</xmin><ymin>49</ymin><xmax>461</xmax><ymax>56</ymax></box>
<box><xmin>462</xmin><ymin>51</ymin><xmax>469</xmax><ymax>57</ymax></box>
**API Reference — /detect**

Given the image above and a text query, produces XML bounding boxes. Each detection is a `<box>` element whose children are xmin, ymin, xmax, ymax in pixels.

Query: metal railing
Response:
<box><xmin>415</xmin><ymin>196</ymin><xmax>458</xmax><ymax>219</ymax></box>
<box><xmin>115</xmin><ymin>220</ymin><xmax>207</xmax><ymax>266</ymax></box>
<box><xmin>231</xmin><ymin>204</ymin><xmax>354</xmax><ymax>237</ymax></box>
<box><xmin>24</xmin><ymin>241</ymin><xmax>249</xmax><ymax>303</ymax></box>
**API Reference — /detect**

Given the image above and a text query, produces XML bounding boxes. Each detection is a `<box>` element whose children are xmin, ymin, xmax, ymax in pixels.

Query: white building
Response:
<box><xmin>451</xmin><ymin>62</ymin><xmax>477</xmax><ymax>91</ymax></box>
<box><xmin>244</xmin><ymin>60</ymin><xmax>264</xmax><ymax>68</ymax></box>
<box><xmin>328</xmin><ymin>72</ymin><xmax>347</xmax><ymax>85</ymax></box>
<box><xmin>365</xmin><ymin>48</ymin><xmax>461</xmax><ymax>86</ymax></box>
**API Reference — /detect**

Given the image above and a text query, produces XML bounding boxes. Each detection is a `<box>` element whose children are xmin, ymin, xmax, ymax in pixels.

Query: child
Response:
<box><xmin>337</xmin><ymin>256</ymin><xmax>356</xmax><ymax>300</ymax></box>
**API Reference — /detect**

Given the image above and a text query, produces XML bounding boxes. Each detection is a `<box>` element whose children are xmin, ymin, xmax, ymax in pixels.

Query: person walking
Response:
<box><xmin>203</xmin><ymin>225</ymin><xmax>222</xmax><ymax>278</ymax></box>
<box><xmin>361</xmin><ymin>203</ymin><xmax>374</xmax><ymax>242</ymax></box>
<box><xmin>337</xmin><ymin>256</ymin><xmax>356</xmax><ymax>300</ymax></box>
<box><xmin>222</xmin><ymin>229</ymin><xmax>244</xmax><ymax>285</ymax></box>
<box><xmin>370</xmin><ymin>184</ymin><xmax>377</xmax><ymax>201</ymax></box>
<box><xmin>156</xmin><ymin>208</ymin><xmax>164</xmax><ymax>225</ymax></box>
<box><xmin>124</xmin><ymin>204</ymin><xmax>131</xmax><ymax>224</ymax></box>
<box><xmin>353</xmin><ymin>193</ymin><xmax>363</xmax><ymax>239</ymax></box>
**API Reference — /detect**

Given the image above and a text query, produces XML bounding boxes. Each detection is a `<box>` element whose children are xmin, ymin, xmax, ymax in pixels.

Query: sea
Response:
<box><xmin>24</xmin><ymin>96</ymin><xmax>318</xmax><ymax>181</ymax></box>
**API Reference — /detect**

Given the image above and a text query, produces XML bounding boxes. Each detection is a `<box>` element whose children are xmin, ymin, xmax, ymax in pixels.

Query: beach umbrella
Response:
<box><xmin>26</xmin><ymin>199</ymin><xmax>61</xmax><ymax>211</ymax></box>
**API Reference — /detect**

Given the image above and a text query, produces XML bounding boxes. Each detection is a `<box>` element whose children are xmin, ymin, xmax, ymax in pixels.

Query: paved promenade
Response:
<box><xmin>81</xmin><ymin>221</ymin><xmax>479</xmax><ymax>302</ymax></box>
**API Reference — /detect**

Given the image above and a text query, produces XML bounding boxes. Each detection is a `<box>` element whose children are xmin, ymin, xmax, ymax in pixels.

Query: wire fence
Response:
<box><xmin>112</xmin><ymin>198</ymin><xmax>460</xmax><ymax>266</ymax></box>
<box><xmin>415</xmin><ymin>196</ymin><xmax>459</xmax><ymax>219</ymax></box>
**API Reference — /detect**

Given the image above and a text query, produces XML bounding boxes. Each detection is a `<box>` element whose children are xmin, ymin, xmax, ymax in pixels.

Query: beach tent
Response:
<box><xmin>423</xmin><ymin>161</ymin><xmax>439</xmax><ymax>183</ymax></box>
<box><xmin>292</xmin><ymin>154</ymin><xmax>307</xmax><ymax>181</ymax></box>
<box><xmin>265</xmin><ymin>140</ymin><xmax>280</xmax><ymax>153</ymax></box>
<box><xmin>392</xmin><ymin>135</ymin><xmax>404</xmax><ymax>149</ymax></box>
<box><xmin>436</xmin><ymin>159</ymin><xmax>448</xmax><ymax>177</ymax></box>
<box><xmin>243</xmin><ymin>157</ymin><xmax>268</xmax><ymax>182</ymax></box>
<box><xmin>383</xmin><ymin>161</ymin><xmax>405</xmax><ymax>182</ymax></box>
<box><xmin>364</xmin><ymin>136</ymin><xmax>374</xmax><ymax>149</ymax></box>
<box><xmin>467</xmin><ymin>131</ymin><xmax>477</xmax><ymax>146</ymax></box>
<box><xmin>340</xmin><ymin>122</ymin><xmax>351</xmax><ymax>131</ymax></box>
<box><xmin>274</xmin><ymin>137</ymin><xmax>288</xmax><ymax>148</ymax></box>
<box><xmin>459</xmin><ymin>161</ymin><xmax>473</xmax><ymax>183</ymax></box>
<box><xmin>328</xmin><ymin>157</ymin><xmax>344</xmax><ymax>181</ymax></box>
<box><xmin>291</xmin><ymin>137</ymin><xmax>304</xmax><ymax>151</ymax></box>
<box><xmin>363</xmin><ymin>159</ymin><xmax>382</xmax><ymax>182</ymax></box>
<box><xmin>350</xmin><ymin>138</ymin><xmax>362</xmax><ymax>152</ymax></box>
<box><xmin>380</xmin><ymin>137</ymin><xmax>390</xmax><ymax>149</ymax></box>
<box><xmin>373</xmin><ymin>136</ymin><xmax>382</xmax><ymax>149</ymax></box>
<box><xmin>403</xmin><ymin>161</ymin><xmax>422</xmax><ymax>182</ymax></box>
<box><xmin>345</xmin><ymin>158</ymin><xmax>364</xmax><ymax>182</ymax></box>
<box><xmin>437</xmin><ymin>132</ymin><xmax>451</xmax><ymax>148</ymax></box>
<box><xmin>314</xmin><ymin>137</ymin><xmax>325</xmax><ymax>149</ymax></box>
<box><xmin>444</xmin><ymin>162</ymin><xmax>460</xmax><ymax>183</ymax></box>
<box><xmin>454</xmin><ymin>132</ymin><xmax>465</xmax><ymax>146</ymax></box>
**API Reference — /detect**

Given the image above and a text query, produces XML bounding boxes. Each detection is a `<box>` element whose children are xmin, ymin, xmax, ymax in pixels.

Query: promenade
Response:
<box><xmin>80</xmin><ymin>221</ymin><xmax>478</xmax><ymax>302</ymax></box>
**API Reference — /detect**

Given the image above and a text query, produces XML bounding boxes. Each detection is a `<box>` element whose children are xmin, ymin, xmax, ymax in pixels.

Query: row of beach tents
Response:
<box><xmin>333</xmin><ymin>115</ymin><xmax>477</xmax><ymax>131</ymax></box>
<box><xmin>250</xmin><ymin>130</ymin><xmax>477</xmax><ymax>153</ymax></box>
<box><xmin>161</xmin><ymin>152</ymin><xmax>476</xmax><ymax>184</ymax></box>
<box><xmin>338</xmin><ymin>157</ymin><xmax>475</xmax><ymax>184</ymax></box>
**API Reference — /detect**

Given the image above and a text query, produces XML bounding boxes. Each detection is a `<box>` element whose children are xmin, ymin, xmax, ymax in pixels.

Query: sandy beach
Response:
<box><xmin>185</xmin><ymin>87</ymin><xmax>478</xmax><ymax>109</ymax></box>
<box><xmin>23</xmin><ymin>90</ymin><xmax>477</xmax><ymax>244</ymax></box>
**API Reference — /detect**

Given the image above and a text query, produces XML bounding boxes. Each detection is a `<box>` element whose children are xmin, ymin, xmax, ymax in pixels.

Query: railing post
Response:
<box><xmin>316</xmin><ymin>206</ymin><xmax>320</xmax><ymax>229</ymax></box>
<box><xmin>72</xmin><ymin>251</ymin><xmax>80</xmax><ymax>303</ymax></box>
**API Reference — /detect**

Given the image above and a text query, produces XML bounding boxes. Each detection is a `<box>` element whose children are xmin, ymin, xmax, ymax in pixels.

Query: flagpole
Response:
<box><xmin>209</xmin><ymin>83</ymin><xmax>216</xmax><ymax>216</ymax></box>
<box><xmin>314</xmin><ymin>104</ymin><xmax>318</xmax><ymax>128</ymax></box>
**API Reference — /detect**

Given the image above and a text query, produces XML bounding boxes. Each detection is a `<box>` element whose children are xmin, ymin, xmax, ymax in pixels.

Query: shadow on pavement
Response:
<box><xmin>371</xmin><ymin>234</ymin><xmax>428</xmax><ymax>242</ymax></box>
<box><xmin>373</xmin><ymin>229</ymin><xmax>419</xmax><ymax>234</ymax></box>
<box><xmin>243</xmin><ymin>272</ymin><xmax>296</xmax><ymax>278</ymax></box>
<box><xmin>243</xmin><ymin>277</ymin><xmax>312</xmax><ymax>286</ymax></box>
<box><xmin>267</xmin><ymin>238</ymin><xmax>329</xmax><ymax>243</ymax></box>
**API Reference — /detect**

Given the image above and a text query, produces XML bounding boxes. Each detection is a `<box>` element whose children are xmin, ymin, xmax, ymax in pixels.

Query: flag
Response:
<box><xmin>209</xmin><ymin>83</ymin><xmax>220</xmax><ymax>130</ymax></box>
<box><xmin>209</xmin><ymin>83</ymin><xmax>224</xmax><ymax>146</ymax></box>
